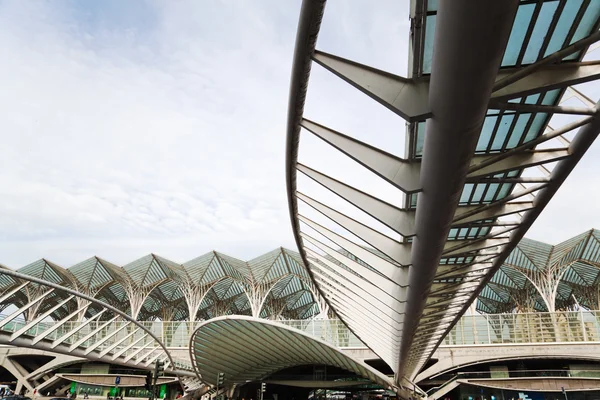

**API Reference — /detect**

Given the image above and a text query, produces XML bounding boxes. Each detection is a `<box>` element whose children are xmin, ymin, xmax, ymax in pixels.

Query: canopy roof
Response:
<box><xmin>286</xmin><ymin>0</ymin><xmax>600</xmax><ymax>383</ymax></box>
<box><xmin>190</xmin><ymin>316</ymin><xmax>394</xmax><ymax>389</ymax></box>
<box><xmin>478</xmin><ymin>229</ymin><xmax>600</xmax><ymax>313</ymax></box>
<box><xmin>0</xmin><ymin>248</ymin><xmax>320</xmax><ymax>321</ymax></box>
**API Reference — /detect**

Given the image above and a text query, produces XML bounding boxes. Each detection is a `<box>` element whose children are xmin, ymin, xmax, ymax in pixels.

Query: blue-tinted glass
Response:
<box><xmin>524</xmin><ymin>113</ymin><xmax>548</xmax><ymax>142</ymax></box>
<box><xmin>491</xmin><ymin>114</ymin><xmax>515</xmax><ymax>150</ymax></box>
<box><xmin>507</xmin><ymin>113</ymin><xmax>532</xmax><ymax>148</ymax></box>
<box><xmin>525</xmin><ymin>93</ymin><xmax>541</xmax><ymax>104</ymax></box>
<box><xmin>460</xmin><ymin>185</ymin><xmax>474</xmax><ymax>204</ymax></box>
<box><xmin>448</xmin><ymin>228</ymin><xmax>458</xmax><ymax>239</ymax></box>
<box><xmin>542</xmin><ymin>89</ymin><xmax>561</xmax><ymax>104</ymax></box>
<box><xmin>410</xmin><ymin>193</ymin><xmax>418</xmax><ymax>208</ymax></box>
<box><xmin>545</xmin><ymin>0</ymin><xmax>584</xmax><ymax>56</ymax></box>
<box><xmin>507</xmin><ymin>169</ymin><xmax>520</xmax><ymax>177</ymax></box>
<box><xmin>423</xmin><ymin>15</ymin><xmax>436</xmax><ymax>74</ymax></box>
<box><xmin>565</xmin><ymin>2</ymin><xmax>600</xmax><ymax>60</ymax></box>
<box><xmin>523</xmin><ymin>1</ymin><xmax>560</xmax><ymax>64</ymax></box>
<box><xmin>458</xmin><ymin>228</ymin><xmax>469</xmax><ymax>239</ymax></box>
<box><xmin>571</xmin><ymin>2</ymin><xmax>600</xmax><ymax>43</ymax></box>
<box><xmin>471</xmin><ymin>184</ymin><xmax>486</xmax><ymax>203</ymax></box>
<box><xmin>479</xmin><ymin>227</ymin><xmax>491</xmax><ymax>237</ymax></box>
<box><xmin>427</xmin><ymin>0</ymin><xmax>438</xmax><ymax>12</ymax></box>
<box><xmin>484</xmin><ymin>183</ymin><xmax>500</xmax><ymax>202</ymax></box>
<box><xmin>476</xmin><ymin>116</ymin><xmax>498</xmax><ymax>152</ymax></box>
<box><xmin>508</xmin><ymin>97</ymin><xmax>523</xmax><ymax>104</ymax></box>
<box><xmin>497</xmin><ymin>183</ymin><xmax>513</xmax><ymax>199</ymax></box>
<box><xmin>416</xmin><ymin>121</ymin><xmax>426</xmax><ymax>156</ymax></box>
<box><xmin>503</xmin><ymin>4</ymin><xmax>536</xmax><ymax>66</ymax></box>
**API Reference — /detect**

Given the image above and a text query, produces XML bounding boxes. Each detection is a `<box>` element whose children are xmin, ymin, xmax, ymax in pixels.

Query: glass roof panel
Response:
<box><xmin>476</xmin><ymin>116</ymin><xmax>499</xmax><ymax>152</ymax></box>
<box><xmin>491</xmin><ymin>114</ymin><xmax>516</xmax><ymax>150</ymax></box>
<box><xmin>506</xmin><ymin>114</ymin><xmax>532</xmax><ymax>148</ymax></box>
<box><xmin>522</xmin><ymin>1</ymin><xmax>560</xmax><ymax>64</ymax></box>
<box><xmin>525</xmin><ymin>93</ymin><xmax>542</xmax><ymax>104</ymax></box>
<box><xmin>422</xmin><ymin>15</ymin><xmax>436</xmax><ymax>74</ymax></box>
<box><xmin>415</xmin><ymin>121</ymin><xmax>426</xmax><ymax>157</ymax></box>
<box><xmin>564</xmin><ymin>2</ymin><xmax>600</xmax><ymax>60</ymax></box>
<box><xmin>544</xmin><ymin>0</ymin><xmax>584</xmax><ymax>56</ymax></box>
<box><xmin>502</xmin><ymin>3</ymin><xmax>536</xmax><ymax>66</ymax></box>
<box><xmin>427</xmin><ymin>0</ymin><xmax>438</xmax><ymax>12</ymax></box>
<box><xmin>542</xmin><ymin>88</ymin><xmax>561</xmax><ymax>104</ymax></box>
<box><xmin>523</xmin><ymin>112</ymin><xmax>549</xmax><ymax>142</ymax></box>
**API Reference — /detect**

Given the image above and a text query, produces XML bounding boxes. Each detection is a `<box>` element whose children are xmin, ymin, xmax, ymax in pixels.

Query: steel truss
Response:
<box><xmin>0</xmin><ymin>268</ymin><xmax>201</xmax><ymax>393</ymax></box>
<box><xmin>286</xmin><ymin>0</ymin><xmax>600</xmax><ymax>384</ymax></box>
<box><xmin>189</xmin><ymin>316</ymin><xmax>422</xmax><ymax>397</ymax></box>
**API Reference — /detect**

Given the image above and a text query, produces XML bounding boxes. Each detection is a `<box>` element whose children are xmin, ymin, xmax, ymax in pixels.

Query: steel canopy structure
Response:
<box><xmin>286</xmin><ymin>0</ymin><xmax>600</xmax><ymax>385</ymax></box>
<box><xmin>189</xmin><ymin>316</ymin><xmax>394</xmax><ymax>389</ymax></box>
<box><xmin>0</xmin><ymin>249</ymin><xmax>327</xmax><ymax>396</ymax></box>
<box><xmin>479</xmin><ymin>228</ymin><xmax>600</xmax><ymax>313</ymax></box>
<box><xmin>0</xmin><ymin>248</ymin><xmax>321</xmax><ymax>323</ymax></box>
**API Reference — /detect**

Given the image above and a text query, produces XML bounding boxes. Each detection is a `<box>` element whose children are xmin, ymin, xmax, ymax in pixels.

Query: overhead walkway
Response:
<box><xmin>418</xmin><ymin>309</ymin><xmax>600</xmax><ymax>382</ymax></box>
<box><xmin>0</xmin><ymin>266</ymin><xmax>599</xmax><ymax>398</ymax></box>
<box><xmin>0</xmin><ymin>267</ymin><xmax>383</xmax><ymax>396</ymax></box>
<box><xmin>286</xmin><ymin>0</ymin><xmax>600</xmax><ymax>385</ymax></box>
<box><xmin>189</xmin><ymin>316</ymin><xmax>394</xmax><ymax>390</ymax></box>
<box><xmin>0</xmin><ymin>268</ymin><xmax>203</xmax><ymax>394</ymax></box>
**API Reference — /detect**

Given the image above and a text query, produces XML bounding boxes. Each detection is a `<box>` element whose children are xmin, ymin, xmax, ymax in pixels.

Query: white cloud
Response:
<box><xmin>0</xmin><ymin>0</ymin><xmax>597</xmax><ymax>271</ymax></box>
<box><xmin>0</xmin><ymin>0</ymin><xmax>302</xmax><ymax>265</ymax></box>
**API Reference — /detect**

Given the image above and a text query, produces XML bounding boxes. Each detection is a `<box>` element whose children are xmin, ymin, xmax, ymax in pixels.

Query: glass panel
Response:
<box><xmin>416</xmin><ymin>121</ymin><xmax>426</xmax><ymax>156</ymax></box>
<box><xmin>448</xmin><ymin>228</ymin><xmax>458</xmax><ymax>239</ymax></box>
<box><xmin>427</xmin><ymin>0</ymin><xmax>438</xmax><ymax>12</ymax></box>
<box><xmin>523</xmin><ymin>1</ymin><xmax>560</xmax><ymax>64</ymax></box>
<box><xmin>497</xmin><ymin>183</ymin><xmax>513</xmax><ymax>199</ymax></box>
<box><xmin>545</xmin><ymin>0</ymin><xmax>584</xmax><ymax>56</ymax></box>
<box><xmin>479</xmin><ymin>226</ymin><xmax>491</xmax><ymax>237</ymax></box>
<box><xmin>423</xmin><ymin>15</ymin><xmax>436</xmax><ymax>74</ymax></box>
<box><xmin>502</xmin><ymin>3</ymin><xmax>536</xmax><ymax>66</ymax></box>
<box><xmin>565</xmin><ymin>2</ymin><xmax>600</xmax><ymax>60</ymax></box>
<box><xmin>484</xmin><ymin>183</ymin><xmax>500</xmax><ymax>202</ymax></box>
<box><xmin>523</xmin><ymin>113</ymin><xmax>548</xmax><ymax>142</ymax></box>
<box><xmin>460</xmin><ymin>184</ymin><xmax>474</xmax><ymax>204</ymax></box>
<box><xmin>476</xmin><ymin>116</ymin><xmax>499</xmax><ymax>152</ymax></box>
<box><xmin>491</xmin><ymin>114</ymin><xmax>515</xmax><ymax>150</ymax></box>
<box><xmin>507</xmin><ymin>113</ymin><xmax>532</xmax><ymax>148</ymax></box>
<box><xmin>542</xmin><ymin>88</ymin><xmax>561</xmax><ymax>105</ymax></box>
<box><xmin>525</xmin><ymin>93</ymin><xmax>541</xmax><ymax>104</ymax></box>
<box><xmin>471</xmin><ymin>184</ymin><xmax>487</xmax><ymax>203</ymax></box>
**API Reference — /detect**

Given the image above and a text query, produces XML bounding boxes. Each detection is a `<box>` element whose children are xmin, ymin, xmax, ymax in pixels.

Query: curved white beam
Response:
<box><xmin>189</xmin><ymin>316</ymin><xmax>396</xmax><ymax>390</ymax></box>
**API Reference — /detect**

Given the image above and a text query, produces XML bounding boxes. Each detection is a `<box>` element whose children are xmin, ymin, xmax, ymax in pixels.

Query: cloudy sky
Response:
<box><xmin>0</xmin><ymin>0</ymin><xmax>599</xmax><ymax>267</ymax></box>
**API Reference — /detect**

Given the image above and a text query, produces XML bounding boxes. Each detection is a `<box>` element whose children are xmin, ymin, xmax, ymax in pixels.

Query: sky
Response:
<box><xmin>0</xmin><ymin>0</ymin><xmax>599</xmax><ymax>268</ymax></box>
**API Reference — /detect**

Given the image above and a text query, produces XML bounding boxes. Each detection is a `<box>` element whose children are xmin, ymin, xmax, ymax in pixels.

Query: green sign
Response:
<box><xmin>158</xmin><ymin>384</ymin><xmax>167</xmax><ymax>399</ymax></box>
<box><xmin>70</xmin><ymin>382</ymin><xmax>77</xmax><ymax>394</ymax></box>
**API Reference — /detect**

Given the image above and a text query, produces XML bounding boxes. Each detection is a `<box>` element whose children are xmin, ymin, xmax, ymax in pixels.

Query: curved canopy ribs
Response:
<box><xmin>285</xmin><ymin>0</ymin><xmax>600</xmax><ymax>383</ymax></box>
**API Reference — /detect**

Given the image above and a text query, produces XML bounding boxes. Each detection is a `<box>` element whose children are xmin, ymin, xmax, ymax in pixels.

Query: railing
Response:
<box><xmin>0</xmin><ymin>316</ymin><xmax>364</xmax><ymax>350</ymax></box>
<box><xmin>455</xmin><ymin>369</ymin><xmax>600</xmax><ymax>379</ymax></box>
<box><xmin>428</xmin><ymin>369</ymin><xmax>600</xmax><ymax>399</ymax></box>
<box><xmin>442</xmin><ymin>310</ymin><xmax>600</xmax><ymax>346</ymax></box>
<box><xmin>8</xmin><ymin>310</ymin><xmax>598</xmax><ymax>355</ymax></box>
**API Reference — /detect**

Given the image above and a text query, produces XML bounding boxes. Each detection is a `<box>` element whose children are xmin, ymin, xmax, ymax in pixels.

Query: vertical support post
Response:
<box><xmin>539</xmin><ymin>313</ymin><xmax>544</xmax><ymax>343</ymax></box>
<box><xmin>486</xmin><ymin>314</ymin><xmax>491</xmax><ymax>344</ymax></box>
<box><xmin>525</xmin><ymin>312</ymin><xmax>532</xmax><ymax>343</ymax></box>
<box><xmin>581</xmin><ymin>308</ymin><xmax>587</xmax><ymax>342</ymax></box>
